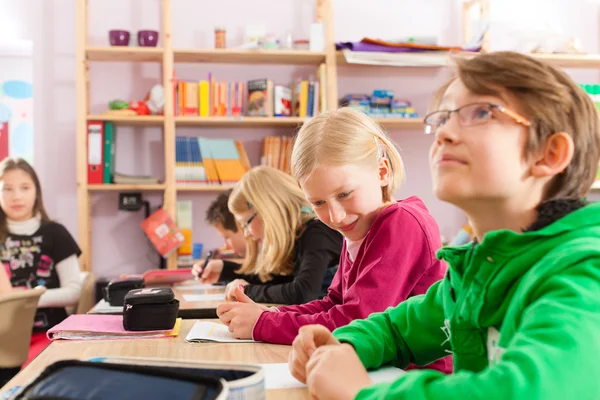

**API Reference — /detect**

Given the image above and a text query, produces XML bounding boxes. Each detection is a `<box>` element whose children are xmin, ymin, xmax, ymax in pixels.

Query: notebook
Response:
<box><xmin>261</xmin><ymin>363</ymin><xmax>405</xmax><ymax>390</ymax></box>
<box><xmin>185</xmin><ymin>321</ymin><xmax>255</xmax><ymax>343</ymax></box>
<box><xmin>47</xmin><ymin>315</ymin><xmax>182</xmax><ymax>340</ymax></box>
<box><xmin>182</xmin><ymin>293</ymin><xmax>226</xmax><ymax>302</ymax></box>
<box><xmin>91</xmin><ymin>299</ymin><xmax>124</xmax><ymax>314</ymax></box>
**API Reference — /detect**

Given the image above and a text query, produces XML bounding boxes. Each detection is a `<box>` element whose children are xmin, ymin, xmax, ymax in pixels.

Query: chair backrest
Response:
<box><xmin>76</xmin><ymin>271</ymin><xmax>96</xmax><ymax>314</ymax></box>
<box><xmin>0</xmin><ymin>286</ymin><xmax>46</xmax><ymax>368</ymax></box>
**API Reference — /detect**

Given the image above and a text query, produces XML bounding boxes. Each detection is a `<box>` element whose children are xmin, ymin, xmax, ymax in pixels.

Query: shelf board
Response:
<box><xmin>337</xmin><ymin>50</ymin><xmax>600</xmax><ymax>69</ymax></box>
<box><xmin>174</xmin><ymin>49</ymin><xmax>326</xmax><ymax>65</ymax></box>
<box><xmin>175</xmin><ymin>116</ymin><xmax>306</xmax><ymax>128</ymax></box>
<box><xmin>88</xmin><ymin>184</ymin><xmax>166</xmax><ymax>191</ymax></box>
<box><xmin>592</xmin><ymin>181</ymin><xmax>600</xmax><ymax>190</ymax></box>
<box><xmin>87</xmin><ymin>115</ymin><xmax>165</xmax><ymax>126</ymax></box>
<box><xmin>176</xmin><ymin>185</ymin><xmax>236</xmax><ymax>192</ymax></box>
<box><xmin>374</xmin><ymin>118</ymin><xmax>423</xmax><ymax>130</ymax></box>
<box><xmin>86</xmin><ymin>46</ymin><xmax>164</xmax><ymax>62</ymax></box>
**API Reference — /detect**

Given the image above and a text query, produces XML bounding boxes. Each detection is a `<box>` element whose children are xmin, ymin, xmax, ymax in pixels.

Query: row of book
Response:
<box><xmin>175</xmin><ymin>136</ymin><xmax>251</xmax><ymax>186</ymax></box>
<box><xmin>174</xmin><ymin>64</ymin><xmax>327</xmax><ymax>118</ymax></box>
<box><xmin>341</xmin><ymin>90</ymin><xmax>419</xmax><ymax>119</ymax></box>
<box><xmin>262</xmin><ymin>136</ymin><xmax>293</xmax><ymax>174</ymax></box>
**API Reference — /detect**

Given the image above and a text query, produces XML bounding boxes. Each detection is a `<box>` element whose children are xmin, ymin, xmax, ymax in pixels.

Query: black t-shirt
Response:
<box><xmin>219</xmin><ymin>219</ymin><xmax>343</xmax><ymax>305</ymax></box>
<box><xmin>1</xmin><ymin>221</ymin><xmax>82</xmax><ymax>331</ymax></box>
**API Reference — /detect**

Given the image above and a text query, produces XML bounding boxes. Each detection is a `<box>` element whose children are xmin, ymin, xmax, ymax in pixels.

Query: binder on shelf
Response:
<box><xmin>87</xmin><ymin>121</ymin><xmax>104</xmax><ymax>184</ymax></box>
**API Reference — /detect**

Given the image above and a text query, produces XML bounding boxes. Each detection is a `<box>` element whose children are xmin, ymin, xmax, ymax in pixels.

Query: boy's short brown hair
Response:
<box><xmin>205</xmin><ymin>189</ymin><xmax>238</xmax><ymax>232</ymax></box>
<box><xmin>434</xmin><ymin>51</ymin><xmax>600</xmax><ymax>200</ymax></box>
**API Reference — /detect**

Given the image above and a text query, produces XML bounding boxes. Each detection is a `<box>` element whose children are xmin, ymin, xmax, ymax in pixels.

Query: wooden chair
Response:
<box><xmin>76</xmin><ymin>271</ymin><xmax>96</xmax><ymax>314</ymax></box>
<box><xmin>0</xmin><ymin>286</ymin><xmax>46</xmax><ymax>386</ymax></box>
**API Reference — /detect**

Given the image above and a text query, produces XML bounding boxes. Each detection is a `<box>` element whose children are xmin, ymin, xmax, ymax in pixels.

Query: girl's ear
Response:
<box><xmin>378</xmin><ymin>157</ymin><xmax>391</xmax><ymax>187</ymax></box>
<box><xmin>530</xmin><ymin>132</ymin><xmax>574</xmax><ymax>178</ymax></box>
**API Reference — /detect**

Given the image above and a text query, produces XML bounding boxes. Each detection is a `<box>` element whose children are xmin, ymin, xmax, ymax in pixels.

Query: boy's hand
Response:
<box><xmin>306</xmin><ymin>343</ymin><xmax>372</xmax><ymax>400</ymax></box>
<box><xmin>289</xmin><ymin>325</ymin><xmax>340</xmax><ymax>383</ymax></box>
<box><xmin>216</xmin><ymin>286</ymin><xmax>270</xmax><ymax>339</ymax></box>
<box><xmin>192</xmin><ymin>260</ymin><xmax>224</xmax><ymax>284</ymax></box>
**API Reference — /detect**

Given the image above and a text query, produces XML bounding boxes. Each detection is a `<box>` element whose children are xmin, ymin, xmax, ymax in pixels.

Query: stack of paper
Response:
<box><xmin>91</xmin><ymin>299</ymin><xmax>123</xmax><ymax>314</ymax></box>
<box><xmin>182</xmin><ymin>293</ymin><xmax>226</xmax><ymax>302</ymax></box>
<box><xmin>260</xmin><ymin>363</ymin><xmax>405</xmax><ymax>389</ymax></box>
<box><xmin>185</xmin><ymin>321</ymin><xmax>255</xmax><ymax>343</ymax></box>
<box><xmin>47</xmin><ymin>315</ymin><xmax>182</xmax><ymax>340</ymax></box>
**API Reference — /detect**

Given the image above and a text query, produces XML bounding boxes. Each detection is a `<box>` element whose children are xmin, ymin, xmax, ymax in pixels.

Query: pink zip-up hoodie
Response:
<box><xmin>252</xmin><ymin>196</ymin><xmax>452</xmax><ymax>373</ymax></box>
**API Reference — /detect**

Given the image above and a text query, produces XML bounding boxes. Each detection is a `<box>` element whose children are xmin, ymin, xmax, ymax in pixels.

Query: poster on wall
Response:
<box><xmin>0</xmin><ymin>40</ymin><xmax>34</xmax><ymax>165</ymax></box>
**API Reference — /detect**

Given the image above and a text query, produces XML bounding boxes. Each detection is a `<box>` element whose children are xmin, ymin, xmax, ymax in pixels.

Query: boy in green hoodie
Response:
<box><xmin>288</xmin><ymin>51</ymin><xmax>600</xmax><ymax>400</ymax></box>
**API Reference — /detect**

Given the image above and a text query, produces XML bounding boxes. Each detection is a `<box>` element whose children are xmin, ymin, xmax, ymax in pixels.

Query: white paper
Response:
<box><xmin>261</xmin><ymin>363</ymin><xmax>405</xmax><ymax>390</ymax></box>
<box><xmin>91</xmin><ymin>299</ymin><xmax>123</xmax><ymax>313</ymax></box>
<box><xmin>185</xmin><ymin>321</ymin><xmax>255</xmax><ymax>343</ymax></box>
<box><xmin>182</xmin><ymin>293</ymin><xmax>226</xmax><ymax>302</ymax></box>
<box><xmin>174</xmin><ymin>283</ymin><xmax>224</xmax><ymax>291</ymax></box>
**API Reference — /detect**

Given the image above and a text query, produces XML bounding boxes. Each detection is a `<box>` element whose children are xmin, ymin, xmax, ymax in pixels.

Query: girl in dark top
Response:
<box><xmin>194</xmin><ymin>166</ymin><xmax>342</xmax><ymax>305</ymax></box>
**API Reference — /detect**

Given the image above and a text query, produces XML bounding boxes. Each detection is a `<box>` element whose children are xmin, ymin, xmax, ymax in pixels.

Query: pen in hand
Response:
<box><xmin>195</xmin><ymin>250</ymin><xmax>214</xmax><ymax>281</ymax></box>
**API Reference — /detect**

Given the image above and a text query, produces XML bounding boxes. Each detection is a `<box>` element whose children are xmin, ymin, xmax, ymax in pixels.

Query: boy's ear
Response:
<box><xmin>530</xmin><ymin>132</ymin><xmax>574</xmax><ymax>178</ymax></box>
<box><xmin>378</xmin><ymin>157</ymin><xmax>391</xmax><ymax>187</ymax></box>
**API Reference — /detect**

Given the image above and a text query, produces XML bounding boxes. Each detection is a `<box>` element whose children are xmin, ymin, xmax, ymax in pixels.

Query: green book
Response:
<box><xmin>103</xmin><ymin>122</ymin><xmax>115</xmax><ymax>184</ymax></box>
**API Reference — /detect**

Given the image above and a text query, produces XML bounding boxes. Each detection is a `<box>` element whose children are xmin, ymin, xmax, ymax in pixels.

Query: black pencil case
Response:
<box><xmin>7</xmin><ymin>359</ymin><xmax>225</xmax><ymax>400</ymax></box>
<box><xmin>123</xmin><ymin>287</ymin><xmax>179</xmax><ymax>331</ymax></box>
<box><xmin>102</xmin><ymin>277</ymin><xmax>145</xmax><ymax>306</ymax></box>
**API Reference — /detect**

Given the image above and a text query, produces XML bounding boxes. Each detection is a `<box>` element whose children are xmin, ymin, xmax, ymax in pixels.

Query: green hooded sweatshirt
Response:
<box><xmin>334</xmin><ymin>202</ymin><xmax>600</xmax><ymax>399</ymax></box>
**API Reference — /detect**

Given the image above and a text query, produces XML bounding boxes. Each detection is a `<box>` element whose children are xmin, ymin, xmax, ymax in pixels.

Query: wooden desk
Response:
<box><xmin>2</xmin><ymin>320</ymin><xmax>308</xmax><ymax>399</ymax></box>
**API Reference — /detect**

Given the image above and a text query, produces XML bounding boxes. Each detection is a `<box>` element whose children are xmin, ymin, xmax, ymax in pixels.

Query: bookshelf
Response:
<box><xmin>88</xmin><ymin>184</ymin><xmax>167</xmax><ymax>192</ymax></box>
<box><xmin>86</xmin><ymin>115</ymin><xmax>165</xmax><ymax>126</ymax></box>
<box><xmin>86</xmin><ymin>47</ymin><xmax>164</xmax><ymax>62</ymax></box>
<box><xmin>337</xmin><ymin>50</ymin><xmax>600</xmax><ymax>69</ymax></box>
<box><xmin>174</xmin><ymin>49</ymin><xmax>327</xmax><ymax>65</ymax></box>
<box><xmin>75</xmin><ymin>0</ymin><xmax>339</xmax><ymax>271</ymax></box>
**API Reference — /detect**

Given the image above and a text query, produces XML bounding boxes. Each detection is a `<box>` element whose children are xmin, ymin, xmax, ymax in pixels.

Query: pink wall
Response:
<box><xmin>2</xmin><ymin>0</ymin><xmax>599</xmax><ymax>278</ymax></box>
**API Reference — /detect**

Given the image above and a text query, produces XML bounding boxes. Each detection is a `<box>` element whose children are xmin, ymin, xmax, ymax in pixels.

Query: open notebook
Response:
<box><xmin>185</xmin><ymin>321</ymin><xmax>255</xmax><ymax>343</ymax></box>
<box><xmin>47</xmin><ymin>315</ymin><xmax>182</xmax><ymax>340</ymax></box>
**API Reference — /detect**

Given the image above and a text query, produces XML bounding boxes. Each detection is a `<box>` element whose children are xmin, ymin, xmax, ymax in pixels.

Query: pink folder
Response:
<box><xmin>47</xmin><ymin>314</ymin><xmax>181</xmax><ymax>340</ymax></box>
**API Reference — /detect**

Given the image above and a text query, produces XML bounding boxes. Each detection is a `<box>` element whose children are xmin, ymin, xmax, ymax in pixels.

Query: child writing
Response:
<box><xmin>192</xmin><ymin>189</ymin><xmax>246</xmax><ymax>281</ymax></box>
<box><xmin>197</xmin><ymin>166</ymin><xmax>343</xmax><ymax>305</ymax></box>
<box><xmin>289</xmin><ymin>51</ymin><xmax>600</xmax><ymax>400</ymax></box>
<box><xmin>0</xmin><ymin>158</ymin><xmax>82</xmax><ymax>366</ymax></box>
<box><xmin>217</xmin><ymin>108</ymin><xmax>451</xmax><ymax>373</ymax></box>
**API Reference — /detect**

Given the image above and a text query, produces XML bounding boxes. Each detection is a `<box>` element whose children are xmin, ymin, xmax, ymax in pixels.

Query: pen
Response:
<box><xmin>195</xmin><ymin>250</ymin><xmax>214</xmax><ymax>281</ymax></box>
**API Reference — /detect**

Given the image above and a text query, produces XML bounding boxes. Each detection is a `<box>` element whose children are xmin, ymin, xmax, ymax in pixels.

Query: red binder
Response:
<box><xmin>0</xmin><ymin>121</ymin><xmax>8</xmax><ymax>161</ymax></box>
<box><xmin>87</xmin><ymin>121</ymin><xmax>104</xmax><ymax>184</ymax></box>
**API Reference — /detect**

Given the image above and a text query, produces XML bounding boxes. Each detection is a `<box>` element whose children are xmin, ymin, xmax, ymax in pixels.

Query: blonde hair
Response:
<box><xmin>436</xmin><ymin>51</ymin><xmax>600</xmax><ymax>200</ymax></box>
<box><xmin>228</xmin><ymin>166</ymin><xmax>315</xmax><ymax>282</ymax></box>
<box><xmin>291</xmin><ymin>107</ymin><xmax>405</xmax><ymax>201</ymax></box>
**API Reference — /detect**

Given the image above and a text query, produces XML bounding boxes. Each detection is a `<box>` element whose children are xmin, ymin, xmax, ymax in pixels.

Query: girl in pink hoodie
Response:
<box><xmin>217</xmin><ymin>108</ymin><xmax>451</xmax><ymax>373</ymax></box>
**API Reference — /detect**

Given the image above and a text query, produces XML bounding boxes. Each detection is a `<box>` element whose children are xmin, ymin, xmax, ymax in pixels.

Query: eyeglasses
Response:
<box><xmin>240</xmin><ymin>212</ymin><xmax>257</xmax><ymax>231</ymax></box>
<box><xmin>423</xmin><ymin>102</ymin><xmax>531</xmax><ymax>135</ymax></box>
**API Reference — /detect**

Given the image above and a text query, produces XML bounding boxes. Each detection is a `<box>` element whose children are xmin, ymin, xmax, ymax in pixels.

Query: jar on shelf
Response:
<box><xmin>215</xmin><ymin>27</ymin><xmax>226</xmax><ymax>49</ymax></box>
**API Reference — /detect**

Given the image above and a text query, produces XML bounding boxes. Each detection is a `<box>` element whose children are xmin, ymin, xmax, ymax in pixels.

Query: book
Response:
<box><xmin>247</xmin><ymin>79</ymin><xmax>273</xmax><ymax>117</ymax></box>
<box><xmin>102</xmin><ymin>122</ymin><xmax>115</xmax><ymax>184</ymax></box>
<box><xmin>274</xmin><ymin>85</ymin><xmax>292</xmax><ymax>116</ymax></box>
<box><xmin>185</xmin><ymin>321</ymin><xmax>256</xmax><ymax>343</ymax></box>
<box><xmin>113</xmin><ymin>172</ymin><xmax>160</xmax><ymax>184</ymax></box>
<box><xmin>47</xmin><ymin>315</ymin><xmax>182</xmax><ymax>340</ymax></box>
<box><xmin>140</xmin><ymin>208</ymin><xmax>185</xmax><ymax>258</ymax></box>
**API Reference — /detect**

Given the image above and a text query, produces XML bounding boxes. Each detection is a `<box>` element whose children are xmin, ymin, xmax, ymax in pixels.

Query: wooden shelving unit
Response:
<box><xmin>174</xmin><ymin>116</ymin><xmax>306</xmax><ymax>128</ymax></box>
<box><xmin>88</xmin><ymin>184</ymin><xmax>167</xmax><ymax>192</ymax></box>
<box><xmin>75</xmin><ymin>0</ymin><xmax>338</xmax><ymax>272</ymax></box>
<box><xmin>174</xmin><ymin>49</ymin><xmax>326</xmax><ymax>65</ymax></box>
<box><xmin>337</xmin><ymin>50</ymin><xmax>600</xmax><ymax>69</ymax></box>
<box><xmin>86</xmin><ymin>115</ymin><xmax>165</xmax><ymax>126</ymax></box>
<box><xmin>86</xmin><ymin>46</ymin><xmax>164</xmax><ymax>62</ymax></box>
<box><xmin>176</xmin><ymin>185</ymin><xmax>236</xmax><ymax>192</ymax></box>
